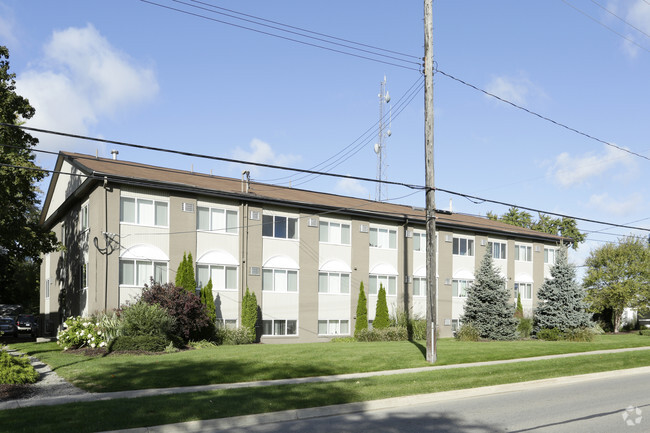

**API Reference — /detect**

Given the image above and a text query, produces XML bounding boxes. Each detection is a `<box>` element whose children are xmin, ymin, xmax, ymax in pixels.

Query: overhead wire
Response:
<box><xmin>589</xmin><ymin>0</ymin><xmax>650</xmax><ymax>40</ymax></box>
<box><xmin>139</xmin><ymin>0</ymin><xmax>421</xmax><ymax>72</ymax></box>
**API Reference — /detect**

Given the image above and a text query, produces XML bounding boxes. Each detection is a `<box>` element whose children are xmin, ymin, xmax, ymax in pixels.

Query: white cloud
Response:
<box><xmin>586</xmin><ymin>192</ymin><xmax>644</xmax><ymax>217</ymax></box>
<box><xmin>16</xmin><ymin>24</ymin><xmax>158</xmax><ymax>154</ymax></box>
<box><xmin>232</xmin><ymin>138</ymin><xmax>301</xmax><ymax>177</ymax></box>
<box><xmin>547</xmin><ymin>145</ymin><xmax>637</xmax><ymax>187</ymax></box>
<box><xmin>485</xmin><ymin>73</ymin><xmax>542</xmax><ymax>106</ymax></box>
<box><xmin>0</xmin><ymin>4</ymin><xmax>18</xmax><ymax>48</ymax></box>
<box><xmin>335</xmin><ymin>177</ymin><xmax>369</xmax><ymax>198</ymax></box>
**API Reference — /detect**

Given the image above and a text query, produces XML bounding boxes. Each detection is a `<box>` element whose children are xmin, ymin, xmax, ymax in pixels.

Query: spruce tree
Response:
<box><xmin>461</xmin><ymin>250</ymin><xmax>517</xmax><ymax>340</ymax></box>
<box><xmin>535</xmin><ymin>246</ymin><xmax>590</xmax><ymax>332</ymax></box>
<box><xmin>241</xmin><ymin>287</ymin><xmax>258</xmax><ymax>334</ymax></box>
<box><xmin>200</xmin><ymin>278</ymin><xmax>216</xmax><ymax>323</ymax></box>
<box><xmin>354</xmin><ymin>282</ymin><xmax>368</xmax><ymax>337</ymax></box>
<box><xmin>373</xmin><ymin>284</ymin><xmax>390</xmax><ymax>329</ymax></box>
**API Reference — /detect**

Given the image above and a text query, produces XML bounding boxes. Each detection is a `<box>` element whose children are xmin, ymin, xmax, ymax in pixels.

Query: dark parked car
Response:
<box><xmin>0</xmin><ymin>316</ymin><xmax>17</xmax><ymax>338</ymax></box>
<box><xmin>15</xmin><ymin>314</ymin><xmax>39</xmax><ymax>338</ymax></box>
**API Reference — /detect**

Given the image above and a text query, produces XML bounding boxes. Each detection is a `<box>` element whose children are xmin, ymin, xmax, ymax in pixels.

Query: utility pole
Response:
<box><xmin>424</xmin><ymin>0</ymin><xmax>437</xmax><ymax>363</ymax></box>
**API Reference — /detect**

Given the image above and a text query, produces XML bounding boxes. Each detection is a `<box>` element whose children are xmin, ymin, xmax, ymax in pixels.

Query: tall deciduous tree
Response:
<box><xmin>0</xmin><ymin>46</ymin><xmax>58</xmax><ymax>306</ymax></box>
<box><xmin>461</xmin><ymin>250</ymin><xmax>517</xmax><ymax>340</ymax></box>
<box><xmin>584</xmin><ymin>236</ymin><xmax>650</xmax><ymax>332</ymax></box>
<box><xmin>373</xmin><ymin>284</ymin><xmax>390</xmax><ymax>329</ymax></box>
<box><xmin>535</xmin><ymin>246</ymin><xmax>590</xmax><ymax>332</ymax></box>
<box><xmin>487</xmin><ymin>207</ymin><xmax>585</xmax><ymax>249</ymax></box>
<box><xmin>354</xmin><ymin>282</ymin><xmax>368</xmax><ymax>337</ymax></box>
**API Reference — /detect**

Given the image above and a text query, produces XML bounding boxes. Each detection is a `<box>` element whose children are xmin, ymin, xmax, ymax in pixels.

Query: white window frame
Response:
<box><xmin>452</xmin><ymin>237</ymin><xmax>475</xmax><ymax>256</ymax></box>
<box><xmin>197</xmin><ymin>206</ymin><xmax>238</xmax><ymax>234</ymax></box>
<box><xmin>262</xmin><ymin>214</ymin><xmax>298</xmax><ymax>240</ymax></box>
<box><xmin>262</xmin><ymin>319</ymin><xmax>298</xmax><ymax>336</ymax></box>
<box><xmin>318</xmin><ymin>319</ymin><xmax>350</xmax><ymax>336</ymax></box>
<box><xmin>369</xmin><ymin>227</ymin><xmax>397</xmax><ymax>249</ymax></box>
<box><xmin>216</xmin><ymin>319</ymin><xmax>238</xmax><ymax>329</ymax></box>
<box><xmin>80</xmin><ymin>202</ymin><xmax>89</xmax><ymax>232</ymax></box>
<box><xmin>515</xmin><ymin>244</ymin><xmax>532</xmax><ymax>262</ymax></box>
<box><xmin>452</xmin><ymin>279</ymin><xmax>472</xmax><ymax>298</ymax></box>
<box><xmin>262</xmin><ymin>268</ymin><xmax>299</xmax><ymax>292</ymax></box>
<box><xmin>196</xmin><ymin>264</ymin><xmax>238</xmax><ymax>291</ymax></box>
<box><xmin>119</xmin><ymin>259</ymin><xmax>168</xmax><ymax>286</ymax></box>
<box><xmin>368</xmin><ymin>274</ymin><xmax>397</xmax><ymax>296</ymax></box>
<box><xmin>318</xmin><ymin>272</ymin><xmax>350</xmax><ymax>294</ymax></box>
<box><xmin>544</xmin><ymin>248</ymin><xmax>556</xmax><ymax>264</ymax></box>
<box><xmin>514</xmin><ymin>282</ymin><xmax>533</xmax><ymax>300</ymax></box>
<box><xmin>412</xmin><ymin>232</ymin><xmax>426</xmax><ymax>252</ymax></box>
<box><xmin>412</xmin><ymin>277</ymin><xmax>426</xmax><ymax>297</ymax></box>
<box><xmin>319</xmin><ymin>220</ymin><xmax>351</xmax><ymax>245</ymax></box>
<box><xmin>488</xmin><ymin>241</ymin><xmax>507</xmax><ymax>260</ymax></box>
<box><xmin>120</xmin><ymin>197</ymin><xmax>169</xmax><ymax>228</ymax></box>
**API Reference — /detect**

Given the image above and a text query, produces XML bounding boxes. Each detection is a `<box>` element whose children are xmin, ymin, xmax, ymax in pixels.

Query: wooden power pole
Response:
<box><xmin>424</xmin><ymin>0</ymin><xmax>437</xmax><ymax>363</ymax></box>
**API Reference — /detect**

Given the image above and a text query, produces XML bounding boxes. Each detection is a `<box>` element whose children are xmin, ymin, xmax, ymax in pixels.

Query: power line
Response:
<box><xmin>434</xmin><ymin>67</ymin><xmax>650</xmax><ymax>163</ymax></box>
<box><xmin>561</xmin><ymin>0</ymin><xmax>650</xmax><ymax>54</ymax></box>
<box><xmin>139</xmin><ymin>0</ymin><xmax>421</xmax><ymax>72</ymax></box>
<box><xmin>589</xmin><ymin>0</ymin><xmax>650</xmax><ymax>40</ymax></box>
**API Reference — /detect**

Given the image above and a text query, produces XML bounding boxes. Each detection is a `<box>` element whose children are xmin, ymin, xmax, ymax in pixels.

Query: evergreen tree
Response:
<box><xmin>514</xmin><ymin>292</ymin><xmax>524</xmax><ymax>319</ymax></box>
<box><xmin>536</xmin><ymin>246</ymin><xmax>591</xmax><ymax>332</ymax></box>
<box><xmin>183</xmin><ymin>252</ymin><xmax>196</xmax><ymax>293</ymax></box>
<box><xmin>354</xmin><ymin>282</ymin><xmax>368</xmax><ymax>337</ymax></box>
<box><xmin>461</xmin><ymin>250</ymin><xmax>517</xmax><ymax>340</ymax></box>
<box><xmin>200</xmin><ymin>278</ymin><xmax>216</xmax><ymax>323</ymax></box>
<box><xmin>373</xmin><ymin>284</ymin><xmax>390</xmax><ymax>329</ymax></box>
<box><xmin>241</xmin><ymin>287</ymin><xmax>258</xmax><ymax>335</ymax></box>
<box><xmin>175</xmin><ymin>253</ymin><xmax>187</xmax><ymax>288</ymax></box>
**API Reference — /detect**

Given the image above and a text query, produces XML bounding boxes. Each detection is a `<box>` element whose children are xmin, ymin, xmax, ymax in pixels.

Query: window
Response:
<box><xmin>196</xmin><ymin>265</ymin><xmax>238</xmax><ymax>290</ymax></box>
<box><xmin>119</xmin><ymin>259</ymin><xmax>167</xmax><ymax>286</ymax></box>
<box><xmin>515</xmin><ymin>244</ymin><xmax>532</xmax><ymax>262</ymax></box>
<box><xmin>80</xmin><ymin>204</ymin><xmax>89</xmax><ymax>231</ymax></box>
<box><xmin>451</xmin><ymin>319</ymin><xmax>460</xmax><ymax>332</ymax></box>
<box><xmin>262</xmin><ymin>269</ymin><xmax>298</xmax><ymax>292</ymax></box>
<box><xmin>262</xmin><ymin>215</ymin><xmax>298</xmax><ymax>239</ymax></box>
<box><xmin>216</xmin><ymin>319</ymin><xmax>237</xmax><ymax>329</ymax></box>
<box><xmin>120</xmin><ymin>197</ymin><xmax>168</xmax><ymax>227</ymax></box>
<box><xmin>413</xmin><ymin>232</ymin><xmax>426</xmax><ymax>252</ymax></box>
<box><xmin>45</xmin><ymin>279</ymin><xmax>50</xmax><ymax>299</ymax></box>
<box><xmin>369</xmin><ymin>275</ymin><xmax>397</xmax><ymax>295</ymax></box>
<box><xmin>488</xmin><ymin>241</ymin><xmax>506</xmax><ymax>259</ymax></box>
<box><xmin>544</xmin><ymin>248</ymin><xmax>556</xmax><ymax>264</ymax></box>
<box><xmin>262</xmin><ymin>319</ymin><xmax>297</xmax><ymax>336</ymax></box>
<box><xmin>413</xmin><ymin>277</ymin><xmax>426</xmax><ymax>296</ymax></box>
<box><xmin>81</xmin><ymin>263</ymin><xmax>88</xmax><ymax>289</ymax></box>
<box><xmin>452</xmin><ymin>279</ymin><xmax>472</xmax><ymax>297</ymax></box>
<box><xmin>514</xmin><ymin>282</ymin><xmax>533</xmax><ymax>300</ymax></box>
<box><xmin>319</xmin><ymin>221</ymin><xmax>351</xmax><ymax>245</ymax></box>
<box><xmin>452</xmin><ymin>237</ymin><xmax>474</xmax><ymax>256</ymax></box>
<box><xmin>318</xmin><ymin>319</ymin><xmax>349</xmax><ymax>335</ymax></box>
<box><xmin>318</xmin><ymin>272</ymin><xmax>350</xmax><ymax>294</ymax></box>
<box><xmin>369</xmin><ymin>227</ymin><xmax>397</xmax><ymax>249</ymax></box>
<box><xmin>197</xmin><ymin>207</ymin><xmax>238</xmax><ymax>234</ymax></box>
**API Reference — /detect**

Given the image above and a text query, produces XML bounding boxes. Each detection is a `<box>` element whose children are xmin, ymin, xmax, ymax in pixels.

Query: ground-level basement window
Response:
<box><xmin>262</xmin><ymin>319</ymin><xmax>297</xmax><ymax>336</ymax></box>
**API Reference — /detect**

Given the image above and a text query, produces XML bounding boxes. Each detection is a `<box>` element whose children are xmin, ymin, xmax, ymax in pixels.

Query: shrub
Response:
<box><xmin>330</xmin><ymin>337</ymin><xmax>356</xmax><ymax>343</ymax></box>
<box><xmin>215</xmin><ymin>327</ymin><xmax>254</xmax><ymax>345</ymax></box>
<box><xmin>109</xmin><ymin>335</ymin><xmax>169</xmax><ymax>352</ymax></box>
<box><xmin>141</xmin><ymin>282</ymin><xmax>211</xmax><ymax>342</ymax></box>
<box><xmin>536</xmin><ymin>327</ymin><xmax>563</xmax><ymax>341</ymax></box>
<box><xmin>455</xmin><ymin>322</ymin><xmax>480</xmax><ymax>341</ymax></box>
<box><xmin>188</xmin><ymin>340</ymin><xmax>218</xmax><ymax>349</ymax></box>
<box><xmin>94</xmin><ymin>311</ymin><xmax>121</xmax><ymax>343</ymax></box>
<box><xmin>516</xmin><ymin>317</ymin><xmax>533</xmax><ymax>339</ymax></box>
<box><xmin>564</xmin><ymin>327</ymin><xmax>595</xmax><ymax>342</ymax></box>
<box><xmin>0</xmin><ymin>350</ymin><xmax>38</xmax><ymax>384</ymax></box>
<box><xmin>514</xmin><ymin>293</ymin><xmax>524</xmax><ymax>319</ymax></box>
<box><xmin>410</xmin><ymin>319</ymin><xmax>427</xmax><ymax>341</ymax></box>
<box><xmin>639</xmin><ymin>329</ymin><xmax>650</xmax><ymax>336</ymax></box>
<box><xmin>241</xmin><ymin>288</ymin><xmax>258</xmax><ymax>338</ymax></box>
<box><xmin>354</xmin><ymin>282</ymin><xmax>368</xmax><ymax>337</ymax></box>
<box><xmin>57</xmin><ymin>316</ymin><xmax>107</xmax><ymax>350</ymax></box>
<box><xmin>355</xmin><ymin>326</ymin><xmax>407</xmax><ymax>342</ymax></box>
<box><xmin>373</xmin><ymin>285</ymin><xmax>390</xmax><ymax>329</ymax></box>
<box><xmin>390</xmin><ymin>310</ymin><xmax>426</xmax><ymax>341</ymax></box>
<box><xmin>119</xmin><ymin>301</ymin><xmax>176</xmax><ymax>338</ymax></box>
<box><xmin>200</xmin><ymin>279</ymin><xmax>216</xmax><ymax>323</ymax></box>
<box><xmin>175</xmin><ymin>252</ymin><xmax>196</xmax><ymax>293</ymax></box>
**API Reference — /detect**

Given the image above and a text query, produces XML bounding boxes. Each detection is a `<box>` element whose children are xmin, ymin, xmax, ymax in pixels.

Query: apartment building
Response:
<box><xmin>39</xmin><ymin>152</ymin><xmax>565</xmax><ymax>341</ymax></box>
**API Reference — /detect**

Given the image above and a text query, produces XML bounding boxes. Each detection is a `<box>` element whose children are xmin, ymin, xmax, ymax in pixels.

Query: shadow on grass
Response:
<box><xmin>409</xmin><ymin>339</ymin><xmax>427</xmax><ymax>359</ymax></box>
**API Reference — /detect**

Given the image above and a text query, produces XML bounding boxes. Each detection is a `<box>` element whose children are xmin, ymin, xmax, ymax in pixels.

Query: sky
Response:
<box><xmin>1</xmin><ymin>0</ymin><xmax>649</xmax><ymax>278</ymax></box>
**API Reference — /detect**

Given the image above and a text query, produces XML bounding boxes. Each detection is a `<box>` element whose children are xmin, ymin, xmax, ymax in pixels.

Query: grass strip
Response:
<box><xmin>8</xmin><ymin>334</ymin><xmax>650</xmax><ymax>393</ymax></box>
<box><xmin>1</xmin><ymin>350</ymin><xmax>649</xmax><ymax>433</ymax></box>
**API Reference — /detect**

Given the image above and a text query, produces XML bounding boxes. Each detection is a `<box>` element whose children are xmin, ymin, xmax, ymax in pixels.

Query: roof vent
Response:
<box><xmin>111</xmin><ymin>150</ymin><xmax>119</xmax><ymax>160</ymax></box>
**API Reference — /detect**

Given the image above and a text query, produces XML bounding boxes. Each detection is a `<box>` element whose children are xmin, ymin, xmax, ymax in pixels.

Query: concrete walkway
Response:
<box><xmin>1</xmin><ymin>346</ymin><xmax>648</xmax><ymax>411</ymax></box>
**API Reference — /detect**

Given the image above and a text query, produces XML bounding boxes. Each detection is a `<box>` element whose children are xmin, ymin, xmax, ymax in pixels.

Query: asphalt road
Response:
<box><xmin>217</xmin><ymin>369</ymin><xmax>650</xmax><ymax>433</ymax></box>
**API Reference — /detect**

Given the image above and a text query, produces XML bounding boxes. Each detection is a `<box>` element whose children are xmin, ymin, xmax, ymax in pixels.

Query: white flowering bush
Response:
<box><xmin>57</xmin><ymin>316</ymin><xmax>107</xmax><ymax>350</ymax></box>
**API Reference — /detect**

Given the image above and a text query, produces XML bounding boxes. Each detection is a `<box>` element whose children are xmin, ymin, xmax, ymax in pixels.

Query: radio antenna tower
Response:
<box><xmin>375</xmin><ymin>76</ymin><xmax>392</xmax><ymax>201</ymax></box>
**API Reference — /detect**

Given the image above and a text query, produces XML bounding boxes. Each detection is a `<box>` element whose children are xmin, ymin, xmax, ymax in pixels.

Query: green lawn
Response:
<box><xmin>1</xmin><ymin>349</ymin><xmax>650</xmax><ymax>433</ymax></box>
<box><xmin>8</xmin><ymin>333</ymin><xmax>650</xmax><ymax>392</ymax></box>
